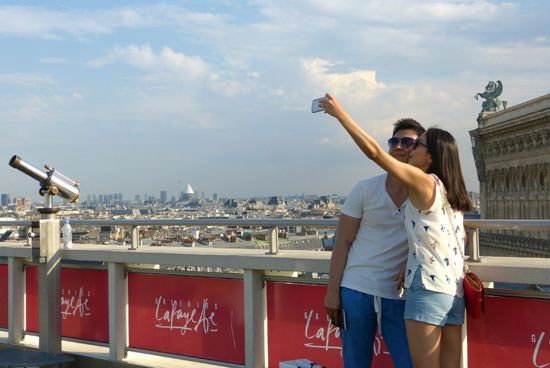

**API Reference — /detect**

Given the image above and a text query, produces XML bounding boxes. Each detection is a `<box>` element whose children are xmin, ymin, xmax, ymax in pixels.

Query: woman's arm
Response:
<box><xmin>320</xmin><ymin>93</ymin><xmax>434</xmax><ymax>209</ymax></box>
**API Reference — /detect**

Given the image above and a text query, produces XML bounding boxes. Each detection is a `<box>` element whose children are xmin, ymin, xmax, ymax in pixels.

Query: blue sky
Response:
<box><xmin>1</xmin><ymin>0</ymin><xmax>549</xmax><ymax>200</ymax></box>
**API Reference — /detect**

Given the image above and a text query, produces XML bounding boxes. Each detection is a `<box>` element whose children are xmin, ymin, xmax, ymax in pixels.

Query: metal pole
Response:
<box><xmin>243</xmin><ymin>270</ymin><xmax>267</xmax><ymax>368</ymax></box>
<box><xmin>26</xmin><ymin>226</ymin><xmax>32</xmax><ymax>246</ymax></box>
<box><xmin>130</xmin><ymin>226</ymin><xmax>140</xmax><ymax>250</ymax></box>
<box><xmin>467</xmin><ymin>228</ymin><xmax>480</xmax><ymax>262</ymax></box>
<box><xmin>266</xmin><ymin>226</ymin><xmax>278</xmax><ymax>255</ymax></box>
<box><xmin>108</xmin><ymin>262</ymin><xmax>128</xmax><ymax>360</ymax></box>
<box><xmin>8</xmin><ymin>257</ymin><xmax>25</xmax><ymax>344</ymax></box>
<box><xmin>37</xmin><ymin>208</ymin><xmax>61</xmax><ymax>354</ymax></box>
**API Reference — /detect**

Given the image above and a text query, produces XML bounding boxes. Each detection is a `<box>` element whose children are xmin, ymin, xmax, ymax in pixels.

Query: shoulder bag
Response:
<box><xmin>437</xmin><ymin>178</ymin><xmax>485</xmax><ymax>319</ymax></box>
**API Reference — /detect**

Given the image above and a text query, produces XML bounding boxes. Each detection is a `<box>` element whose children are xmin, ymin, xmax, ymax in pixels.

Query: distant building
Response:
<box><xmin>160</xmin><ymin>190</ymin><xmax>168</xmax><ymax>204</ymax></box>
<box><xmin>1</xmin><ymin>194</ymin><xmax>10</xmax><ymax>207</ymax></box>
<box><xmin>247</xmin><ymin>198</ymin><xmax>264</xmax><ymax>210</ymax></box>
<box><xmin>13</xmin><ymin>197</ymin><xmax>31</xmax><ymax>211</ymax></box>
<box><xmin>180</xmin><ymin>184</ymin><xmax>195</xmax><ymax>201</ymax></box>
<box><xmin>267</xmin><ymin>196</ymin><xmax>285</xmax><ymax>206</ymax></box>
<box><xmin>313</xmin><ymin>195</ymin><xmax>336</xmax><ymax>210</ymax></box>
<box><xmin>224</xmin><ymin>198</ymin><xmax>238</xmax><ymax>208</ymax></box>
<box><xmin>470</xmin><ymin>93</ymin><xmax>550</xmax><ymax>245</ymax></box>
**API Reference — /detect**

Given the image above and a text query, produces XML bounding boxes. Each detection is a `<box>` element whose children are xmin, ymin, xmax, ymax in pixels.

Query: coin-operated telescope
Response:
<box><xmin>9</xmin><ymin>155</ymin><xmax>80</xmax><ymax>208</ymax></box>
<box><xmin>8</xmin><ymin>155</ymin><xmax>79</xmax><ymax>353</ymax></box>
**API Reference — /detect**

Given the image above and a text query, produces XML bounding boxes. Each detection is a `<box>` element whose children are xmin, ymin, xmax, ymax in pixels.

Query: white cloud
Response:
<box><xmin>0</xmin><ymin>6</ymin><xmax>110</xmax><ymax>38</ymax></box>
<box><xmin>409</xmin><ymin>1</ymin><xmax>515</xmax><ymax>22</ymax></box>
<box><xmin>262</xmin><ymin>0</ymin><xmax>515</xmax><ymax>24</ymax></box>
<box><xmin>2</xmin><ymin>93</ymin><xmax>81</xmax><ymax>124</ymax></box>
<box><xmin>40</xmin><ymin>57</ymin><xmax>69</xmax><ymax>64</ymax></box>
<box><xmin>471</xmin><ymin>43</ymin><xmax>550</xmax><ymax>70</ymax></box>
<box><xmin>0</xmin><ymin>5</ymin><xmax>224</xmax><ymax>39</ymax></box>
<box><xmin>303</xmin><ymin>58</ymin><xmax>386</xmax><ymax>103</ymax></box>
<box><xmin>0</xmin><ymin>73</ymin><xmax>54</xmax><ymax>86</ymax></box>
<box><xmin>88</xmin><ymin>44</ymin><xmax>210</xmax><ymax>81</ymax></box>
<box><xmin>88</xmin><ymin>44</ymin><xmax>263</xmax><ymax>96</ymax></box>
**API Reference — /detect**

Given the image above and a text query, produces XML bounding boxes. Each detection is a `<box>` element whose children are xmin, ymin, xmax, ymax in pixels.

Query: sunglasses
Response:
<box><xmin>413</xmin><ymin>140</ymin><xmax>427</xmax><ymax>149</ymax></box>
<box><xmin>388</xmin><ymin>137</ymin><xmax>416</xmax><ymax>148</ymax></box>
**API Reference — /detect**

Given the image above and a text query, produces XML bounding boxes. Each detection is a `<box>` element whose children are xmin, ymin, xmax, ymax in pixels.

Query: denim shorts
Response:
<box><xmin>404</xmin><ymin>269</ymin><xmax>465</xmax><ymax>326</ymax></box>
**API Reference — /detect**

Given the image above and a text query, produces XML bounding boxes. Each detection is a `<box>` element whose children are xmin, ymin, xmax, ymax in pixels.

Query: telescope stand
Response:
<box><xmin>35</xmin><ymin>206</ymin><xmax>62</xmax><ymax>354</ymax></box>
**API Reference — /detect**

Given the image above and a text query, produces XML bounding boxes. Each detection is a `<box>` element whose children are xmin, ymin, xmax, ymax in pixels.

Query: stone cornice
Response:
<box><xmin>478</xmin><ymin>93</ymin><xmax>550</xmax><ymax>129</ymax></box>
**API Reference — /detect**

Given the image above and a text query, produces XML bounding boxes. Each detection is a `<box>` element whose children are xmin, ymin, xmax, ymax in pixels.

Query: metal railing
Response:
<box><xmin>2</xmin><ymin>218</ymin><xmax>550</xmax><ymax>257</ymax></box>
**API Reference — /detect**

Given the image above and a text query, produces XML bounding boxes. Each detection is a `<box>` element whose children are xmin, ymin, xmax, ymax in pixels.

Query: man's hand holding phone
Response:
<box><xmin>333</xmin><ymin>308</ymin><xmax>347</xmax><ymax>330</ymax></box>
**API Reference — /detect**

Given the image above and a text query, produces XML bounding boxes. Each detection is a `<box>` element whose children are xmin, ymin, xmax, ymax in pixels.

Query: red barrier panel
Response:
<box><xmin>267</xmin><ymin>282</ymin><xmax>393</xmax><ymax>368</ymax></box>
<box><xmin>467</xmin><ymin>295</ymin><xmax>550</xmax><ymax>368</ymax></box>
<box><xmin>26</xmin><ymin>267</ymin><xmax>109</xmax><ymax>342</ymax></box>
<box><xmin>0</xmin><ymin>264</ymin><xmax>7</xmax><ymax>328</ymax></box>
<box><xmin>128</xmin><ymin>273</ymin><xmax>245</xmax><ymax>364</ymax></box>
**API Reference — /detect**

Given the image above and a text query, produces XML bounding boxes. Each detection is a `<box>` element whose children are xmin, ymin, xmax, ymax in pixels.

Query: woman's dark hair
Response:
<box><xmin>393</xmin><ymin>118</ymin><xmax>425</xmax><ymax>137</ymax></box>
<box><xmin>425</xmin><ymin>128</ymin><xmax>473</xmax><ymax>212</ymax></box>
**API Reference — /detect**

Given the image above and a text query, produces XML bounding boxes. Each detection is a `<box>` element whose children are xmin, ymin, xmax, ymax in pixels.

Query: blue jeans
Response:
<box><xmin>340</xmin><ymin>287</ymin><xmax>413</xmax><ymax>368</ymax></box>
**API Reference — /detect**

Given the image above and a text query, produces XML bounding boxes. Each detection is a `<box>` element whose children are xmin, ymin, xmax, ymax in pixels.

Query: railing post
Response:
<box><xmin>26</xmin><ymin>226</ymin><xmax>32</xmax><ymax>246</ymax></box>
<box><xmin>108</xmin><ymin>262</ymin><xmax>128</xmax><ymax>360</ymax></box>
<box><xmin>243</xmin><ymin>270</ymin><xmax>267</xmax><ymax>368</ymax></box>
<box><xmin>8</xmin><ymin>257</ymin><xmax>25</xmax><ymax>344</ymax></box>
<box><xmin>467</xmin><ymin>228</ymin><xmax>480</xmax><ymax>262</ymax></box>
<box><xmin>130</xmin><ymin>226</ymin><xmax>140</xmax><ymax>250</ymax></box>
<box><xmin>37</xmin><ymin>212</ymin><xmax>62</xmax><ymax>354</ymax></box>
<box><xmin>266</xmin><ymin>226</ymin><xmax>278</xmax><ymax>255</ymax></box>
<box><xmin>461</xmin><ymin>317</ymin><xmax>468</xmax><ymax>368</ymax></box>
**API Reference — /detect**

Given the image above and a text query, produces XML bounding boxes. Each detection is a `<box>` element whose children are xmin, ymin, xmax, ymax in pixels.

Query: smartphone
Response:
<box><xmin>311</xmin><ymin>97</ymin><xmax>327</xmax><ymax>113</ymax></box>
<box><xmin>333</xmin><ymin>308</ymin><xmax>347</xmax><ymax>330</ymax></box>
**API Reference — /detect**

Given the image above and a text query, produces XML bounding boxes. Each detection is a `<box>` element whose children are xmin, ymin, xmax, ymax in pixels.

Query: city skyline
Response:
<box><xmin>1</xmin><ymin>1</ymin><xmax>549</xmax><ymax>200</ymax></box>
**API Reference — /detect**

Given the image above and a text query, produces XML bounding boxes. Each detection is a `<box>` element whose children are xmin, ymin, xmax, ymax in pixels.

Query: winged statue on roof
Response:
<box><xmin>475</xmin><ymin>80</ymin><xmax>507</xmax><ymax>113</ymax></box>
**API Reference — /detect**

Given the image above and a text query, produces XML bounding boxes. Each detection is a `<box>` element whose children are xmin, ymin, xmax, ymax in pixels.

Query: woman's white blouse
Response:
<box><xmin>403</xmin><ymin>175</ymin><xmax>465</xmax><ymax>297</ymax></box>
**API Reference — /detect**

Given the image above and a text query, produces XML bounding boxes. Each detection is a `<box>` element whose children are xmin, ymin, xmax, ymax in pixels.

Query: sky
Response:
<box><xmin>1</xmin><ymin>0</ymin><xmax>549</xmax><ymax>200</ymax></box>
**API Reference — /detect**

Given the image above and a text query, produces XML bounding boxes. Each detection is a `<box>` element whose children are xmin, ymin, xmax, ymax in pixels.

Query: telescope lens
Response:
<box><xmin>9</xmin><ymin>155</ymin><xmax>21</xmax><ymax>168</ymax></box>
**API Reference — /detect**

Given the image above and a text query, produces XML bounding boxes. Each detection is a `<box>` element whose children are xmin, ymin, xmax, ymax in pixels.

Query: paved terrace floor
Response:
<box><xmin>0</xmin><ymin>331</ymin><xmax>239</xmax><ymax>368</ymax></box>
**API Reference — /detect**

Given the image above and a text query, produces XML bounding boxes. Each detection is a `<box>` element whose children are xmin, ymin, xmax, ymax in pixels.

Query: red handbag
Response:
<box><xmin>463</xmin><ymin>271</ymin><xmax>485</xmax><ymax>319</ymax></box>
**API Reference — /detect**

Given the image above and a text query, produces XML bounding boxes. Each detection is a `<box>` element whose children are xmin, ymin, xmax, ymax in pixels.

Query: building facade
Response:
<box><xmin>470</xmin><ymin>93</ymin><xmax>550</xmax><ymax>249</ymax></box>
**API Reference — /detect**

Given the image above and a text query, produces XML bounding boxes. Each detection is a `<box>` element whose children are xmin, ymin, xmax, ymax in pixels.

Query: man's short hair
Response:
<box><xmin>392</xmin><ymin>118</ymin><xmax>425</xmax><ymax>136</ymax></box>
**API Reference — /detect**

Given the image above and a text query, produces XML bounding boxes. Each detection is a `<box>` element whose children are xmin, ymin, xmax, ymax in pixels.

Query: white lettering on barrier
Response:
<box><xmin>302</xmin><ymin>309</ymin><xmax>389</xmax><ymax>357</ymax></box>
<box><xmin>303</xmin><ymin>310</ymin><xmax>341</xmax><ymax>352</ymax></box>
<box><xmin>60</xmin><ymin>287</ymin><xmax>91</xmax><ymax>319</ymax></box>
<box><xmin>154</xmin><ymin>297</ymin><xmax>219</xmax><ymax>336</ymax></box>
<box><xmin>531</xmin><ymin>331</ymin><xmax>549</xmax><ymax>368</ymax></box>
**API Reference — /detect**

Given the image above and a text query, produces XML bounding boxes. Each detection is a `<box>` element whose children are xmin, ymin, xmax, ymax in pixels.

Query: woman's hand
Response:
<box><xmin>319</xmin><ymin>93</ymin><xmax>347</xmax><ymax>120</ymax></box>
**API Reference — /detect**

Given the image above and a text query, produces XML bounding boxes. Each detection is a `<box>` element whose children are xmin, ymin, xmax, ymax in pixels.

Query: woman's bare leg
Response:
<box><xmin>440</xmin><ymin>324</ymin><xmax>462</xmax><ymax>368</ymax></box>
<box><xmin>406</xmin><ymin>320</ymin><xmax>441</xmax><ymax>368</ymax></box>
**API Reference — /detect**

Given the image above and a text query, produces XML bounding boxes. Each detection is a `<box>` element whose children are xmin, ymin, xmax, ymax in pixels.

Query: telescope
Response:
<box><xmin>9</xmin><ymin>155</ymin><xmax>80</xmax><ymax>207</ymax></box>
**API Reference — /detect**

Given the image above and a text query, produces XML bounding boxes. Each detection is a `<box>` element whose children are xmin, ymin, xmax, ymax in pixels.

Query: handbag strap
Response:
<box><xmin>433</xmin><ymin>175</ymin><xmax>468</xmax><ymax>272</ymax></box>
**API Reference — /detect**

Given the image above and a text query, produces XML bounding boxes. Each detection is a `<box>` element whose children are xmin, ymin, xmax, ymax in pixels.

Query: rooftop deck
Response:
<box><xmin>0</xmin><ymin>218</ymin><xmax>549</xmax><ymax>367</ymax></box>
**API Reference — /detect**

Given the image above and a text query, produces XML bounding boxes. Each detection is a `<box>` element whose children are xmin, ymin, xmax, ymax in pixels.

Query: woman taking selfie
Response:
<box><xmin>319</xmin><ymin>94</ymin><xmax>472</xmax><ymax>368</ymax></box>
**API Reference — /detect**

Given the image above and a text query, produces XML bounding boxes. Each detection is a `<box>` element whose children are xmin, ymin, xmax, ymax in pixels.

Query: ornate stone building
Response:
<box><xmin>470</xmin><ymin>93</ymin><xmax>550</xmax><ymax>252</ymax></box>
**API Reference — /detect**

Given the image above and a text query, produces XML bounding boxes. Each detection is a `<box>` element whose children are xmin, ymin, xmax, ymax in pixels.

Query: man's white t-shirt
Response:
<box><xmin>340</xmin><ymin>174</ymin><xmax>409</xmax><ymax>300</ymax></box>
